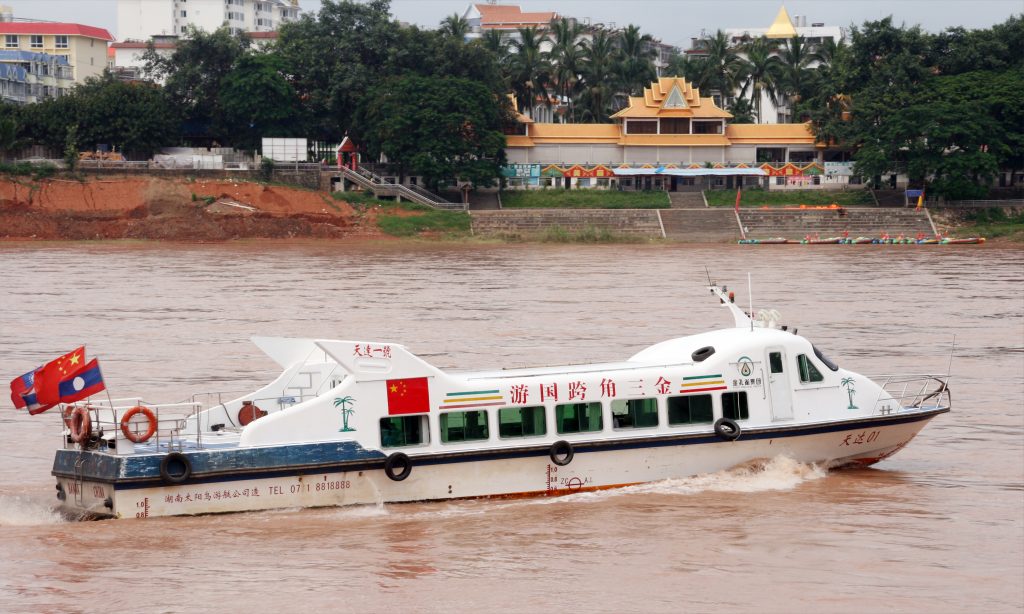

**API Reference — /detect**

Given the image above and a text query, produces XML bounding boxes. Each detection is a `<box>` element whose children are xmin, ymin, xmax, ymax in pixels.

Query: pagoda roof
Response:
<box><xmin>611</xmin><ymin>77</ymin><xmax>732</xmax><ymax>120</ymax></box>
<box><xmin>474</xmin><ymin>4</ymin><xmax>557</xmax><ymax>29</ymax></box>
<box><xmin>725</xmin><ymin>122</ymin><xmax>817</xmax><ymax>145</ymax></box>
<box><xmin>766</xmin><ymin>6</ymin><xmax>798</xmax><ymax>39</ymax></box>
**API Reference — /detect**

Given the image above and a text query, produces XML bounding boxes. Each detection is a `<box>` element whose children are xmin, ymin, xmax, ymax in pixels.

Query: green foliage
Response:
<box><xmin>0</xmin><ymin>161</ymin><xmax>57</xmax><ymax>179</ymax></box>
<box><xmin>359</xmin><ymin>74</ymin><xmax>506</xmax><ymax>189</ymax></box>
<box><xmin>703</xmin><ymin>188</ymin><xmax>874</xmax><ymax>207</ymax></box>
<box><xmin>143</xmin><ymin>27</ymin><xmax>250</xmax><ymax>143</ymax></box>
<box><xmin>220</xmin><ymin>55</ymin><xmax>303</xmax><ymax>150</ymax></box>
<box><xmin>954</xmin><ymin>208</ymin><xmax>1024</xmax><ymax>241</ymax></box>
<box><xmin>260</xmin><ymin>157</ymin><xmax>275</xmax><ymax>182</ymax></box>
<box><xmin>500</xmin><ymin>189</ymin><xmax>669</xmax><ymax>209</ymax></box>
<box><xmin>63</xmin><ymin>124</ymin><xmax>78</xmax><ymax>171</ymax></box>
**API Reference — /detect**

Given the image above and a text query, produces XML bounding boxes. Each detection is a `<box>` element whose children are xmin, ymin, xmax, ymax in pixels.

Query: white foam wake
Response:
<box><xmin>0</xmin><ymin>495</ymin><xmax>65</xmax><ymax>526</ymax></box>
<box><xmin>623</xmin><ymin>454</ymin><xmax>827</xmax><ymax>496</ymax></box>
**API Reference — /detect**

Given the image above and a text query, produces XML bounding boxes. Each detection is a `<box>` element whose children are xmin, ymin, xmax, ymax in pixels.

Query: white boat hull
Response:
<box><xmin>57</xmin><ymin>412</ymin><xmax>937</xmax><ymax>519</ymax></box>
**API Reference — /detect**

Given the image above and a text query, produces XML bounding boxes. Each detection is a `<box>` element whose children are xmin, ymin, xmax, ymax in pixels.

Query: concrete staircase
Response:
<box><xmin>738</xmin><ymin>208</ymin><xmax>935</xmax><ymax>239</ymax></box>
<box><xmin>338</xmin><ymin>166</ymin><xmax>464</xmax><ymax>210</ymax></box>
<box><xmin>659</xmin><ymin>209</ymin><xmax>740</xmax><ymax>241</ymax></box>
<box><xmin>668</xmin><ymin>191</ymin><xmax>706</xmax><ymax>208</ymax></box>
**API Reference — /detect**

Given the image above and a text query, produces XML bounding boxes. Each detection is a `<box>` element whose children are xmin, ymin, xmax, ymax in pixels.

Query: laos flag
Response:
<box><xmin>48</xmin><ymin>358</ymin><xmax>106</xmax><ymax>406</ymax></box>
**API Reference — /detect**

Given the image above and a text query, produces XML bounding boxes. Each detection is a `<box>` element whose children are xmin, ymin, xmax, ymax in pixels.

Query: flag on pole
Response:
<box><xmin>9</xmin><ymin>368</ymin><xmax>39</xmax><ymax>410</ymax></box>
<box><xmin>916</xmin><ymin>189</ymin><xmax>925</xmax><ymax>209</ymax></box>
<box><xmin>52</xmin><ymin>358</ymin><xmax>106</xmax><ymax>405</ymax></box>
<box><xmin>34</xmin><ymin>346</ymin><xmax>87</xmax><ymax>408</ymax></box>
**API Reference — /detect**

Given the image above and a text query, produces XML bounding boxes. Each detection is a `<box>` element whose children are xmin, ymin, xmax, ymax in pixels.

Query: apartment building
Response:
<box><xmin>0</xmin><ymin>50</ymin><xmax>74</xmax><ymax>104</ymax></box>
<box><xmin>0</xmin><ymin>22</ymin><xmax>113</xmax><ymax>83</ymax></box>
<box><xmin>117</xmin><ymin>0</ymin><xmax>301</xmax><ymax>39</ymax></box>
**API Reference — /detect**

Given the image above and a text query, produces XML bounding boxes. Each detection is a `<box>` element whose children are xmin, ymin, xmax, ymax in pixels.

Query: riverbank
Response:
<box><xmin>1</xmin><ymin>175</ymin><xmax>1018</xmax><ymax>242</ymax></box>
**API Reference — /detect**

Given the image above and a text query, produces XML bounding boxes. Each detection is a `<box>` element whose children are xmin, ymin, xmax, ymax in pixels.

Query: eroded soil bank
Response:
<box><xmin>0</xmin><ymin>176</ymin><xmax>379</xmax><ymax>240</ymax></box>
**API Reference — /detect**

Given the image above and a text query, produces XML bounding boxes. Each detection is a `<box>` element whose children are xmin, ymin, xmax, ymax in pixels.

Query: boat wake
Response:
<box><xmin>620</xmin><ymin>455</ymin><xmax>827</xmax><ymax>497</ymax></box>
<box><xmin>0</xmin><ymin>494</ymin><xmax>65</xmax><ymax>526</ymax></box>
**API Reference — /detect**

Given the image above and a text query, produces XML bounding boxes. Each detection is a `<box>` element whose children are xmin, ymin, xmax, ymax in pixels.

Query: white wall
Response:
<box><xmin>118</xmin><ymin>0</ymin><xmax>174</xmax><ymax>39</ymax></box>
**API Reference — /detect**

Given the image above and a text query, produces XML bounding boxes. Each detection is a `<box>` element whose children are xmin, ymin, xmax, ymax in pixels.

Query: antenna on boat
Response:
<box><xmin>946</xmin><ymin>334</ymin><xmax>956</xmax><ymax>380</ymax></box>
<box><xmin>704</xmin><ymin>266</ymin><xmax>713</xmax><ymax>287</ymax></box>
<box><xmin>748</xmin><ymin>273</ymin><xmax>754</xmax><ymax>332</ymax></box>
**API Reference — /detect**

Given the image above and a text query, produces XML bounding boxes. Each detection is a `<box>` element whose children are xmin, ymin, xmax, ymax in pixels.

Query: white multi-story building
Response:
<box><xmin>117</xmin><ymin>0</ymin><xmax>301</xmax><ymax>39</ymax></box>
<box><xmin>721</xmin><ymin>6</ymin><xmax>845</xmax><ymax>124</ymax></box>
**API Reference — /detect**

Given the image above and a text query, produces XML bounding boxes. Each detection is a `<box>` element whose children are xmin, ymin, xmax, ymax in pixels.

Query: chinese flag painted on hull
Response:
<box><xmin>386</xmin><ymin>377</ymin><xmax>430</xmax><ymax>415</ymax></box>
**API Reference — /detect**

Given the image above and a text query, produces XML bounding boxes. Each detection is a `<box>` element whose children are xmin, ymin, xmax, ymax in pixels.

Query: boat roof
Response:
<box><xmin>455</xmin><ymin>360</ymin><xmax>692</xmax><ymax>381</ymax></box>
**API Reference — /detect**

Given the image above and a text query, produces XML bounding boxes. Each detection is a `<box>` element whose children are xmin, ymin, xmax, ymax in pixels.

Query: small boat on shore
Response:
<box><xmin>42</xmin><ymin>283</ymin><xmax>950</xmax><ymax>519</ymax></box>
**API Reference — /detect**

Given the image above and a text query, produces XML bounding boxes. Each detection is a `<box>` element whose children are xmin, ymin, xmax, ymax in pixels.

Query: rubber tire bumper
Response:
<box><xmin>714</xmin><ymin>418</ymin><xmax>741</xmax><ymax>441</ymax></box>
<box><xmin>159</xmin><ymin>452</ymin><xmax>193</xmax><ymax>484</ymax></box>
<box><xmin>549</xmin><ymin>440</ymin><xmax>574</xmax><ymax>466</ymax></box>
<box><xmin>384</xmin><ymin>452</ymin><xmax>412</xmax><ymax>481</ymax></box>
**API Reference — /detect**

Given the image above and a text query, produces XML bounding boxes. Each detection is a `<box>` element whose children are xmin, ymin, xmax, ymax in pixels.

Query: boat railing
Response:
<box><xmin>869</xmin><ymin>374</ymin><xmax>951</xmax><ymax>415</ymax></box>
<box><xmin>73</xmin><ymin>400</ymin><xmax>203</xmax><ymax>453</ymax></box>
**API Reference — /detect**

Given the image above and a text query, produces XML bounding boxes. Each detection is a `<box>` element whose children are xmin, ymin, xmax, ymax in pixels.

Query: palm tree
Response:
<box><xmin>777</xmin><ymin>35</ymin><xmax>815</xmax><ymax>120</ymax></box>
<box><xmin>726</xmin><ymin>97</ymin><xmax>755</xmax><ymax>124</ymax></box>
<box><xmin>478</xmin><ymin>29</ymin><xmax>507</xmax><ymax>58</ymax></box>
<box><xmin>616</xmin><ymin>24</ymin><xmax>657</xmax><ymax>97</ymax></box>
<box><xmin>439</xmin><ymin>13</ymin><xmax>470</xmax><ymax>40</ymax></box>
<box><xmin>334</xmin><ymin>396</ymin><xmax>356</xmax><ymax>432</ymax></box>
<box><xmin>577</xmin><ymin>28</ymin><xmax>618</xmax><ymax>122</ymax></box>
<box><xmin>547</xmin><ymin>17</ymin><xmax>586</xmax><ymax>122</ymax></box>
<box><xmin>840</xmin><ymin>377</ymin><xmax>858</xmax><ymax>409</ymax></box>
<box><xmin>666</xmin><ymin>53</ymin><xmax>709</xmax><ymax>89</ymax></box>
<box><xmin>507</xmin><ymin>26</ymin><xmax>551</xmax><ymax>118</ymax></box>
<box><xmin>739</xmin><ymin>37</ymin><xmax>782</xmax><ymax>123</ymax></box>
<box><xmin>700</xmin><ymin>29</ymin><xmax>745</xmax><ymax>102</ymax></box>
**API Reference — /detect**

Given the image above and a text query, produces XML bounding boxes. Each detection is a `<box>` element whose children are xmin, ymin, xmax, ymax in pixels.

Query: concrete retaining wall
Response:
<box><xmin>470</xmin><ymin>209</ymin><xmax>664</xmax><ymax>239</ymax></box>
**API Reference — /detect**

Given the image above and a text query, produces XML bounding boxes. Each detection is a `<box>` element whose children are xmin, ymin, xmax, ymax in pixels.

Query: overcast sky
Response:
<box><xmin>4</xmin><ymin>0</ymin><xmax>1021</xmax><ymax>48</ymax></box>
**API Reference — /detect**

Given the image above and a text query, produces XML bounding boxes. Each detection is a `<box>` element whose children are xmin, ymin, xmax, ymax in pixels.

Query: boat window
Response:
<box><xmin>556</xmin><ymin>402</ymin><xmax>603</xmax><ymax>434</ymax></box>
<box><xmin>440</xmin><ymin>410</ymin><xmax>489</xmax><ymax>443</ymax></box>
<box><xmin>667</xmin><ymin>394</ymin><xmax>714</xmax><ymax>425</ymax></box>
<box><xmin>812</xmin><ymin>345</ymin><xmax>840</xmax><ymax>371</ymax></box>
<box><xmin>498</xmin><ymin>405</ymin><xmax>546</xmax><ymax>439</ymax></box>
<box><xmin>611</xmin><ymin>398</ymin><xmax>659</xmax><ymax>429</ymax></box>
<box><xmin>769</xmin><ymin>352</ymin><xmax>784</xmax><ymax>373</ymax></box>
<box><xmin>797</xmin><ymin>355</ymin><xmax>825</xmax><ymax>383</ymax></box>
<box><xmin>380</xmin><ymin>415</ymin><xmax>429</xmax><ymax>448</ymax></box>
<box><xmin>721</xmin><ymin>392</ymin><xmax>749</xmax><ymax>420</ymax></box>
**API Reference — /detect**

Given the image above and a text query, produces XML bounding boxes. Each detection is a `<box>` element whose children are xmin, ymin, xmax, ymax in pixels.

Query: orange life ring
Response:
<box><xmin>69</xmin><ymin>406</ymin><xmax>92</xmax><ymax>444</ymax></box>
<box><xmin>120</xmin><ymin>405</ymin><xmax>157</xmax><ymax>443</ymax></box>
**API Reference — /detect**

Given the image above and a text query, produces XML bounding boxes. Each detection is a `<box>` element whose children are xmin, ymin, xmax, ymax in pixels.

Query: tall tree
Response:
<box><xmin>507</xmin><ymin>26</ymin><xmax>551</xmax><ymax>118</ymax></box>
<box><xmin>776</xmin><ymin>35</ymin><xmax>815</xmax><ymax>120</ymax></box>
<box><xmin>739</xmin><ymin>37</ymin><xmax>782</xmax><ymax>123</ymax></box>
<box><xmin>439</xmin><ymin>13</ymin><xmax>470</xmax><ymax>40</ymax></box>
<box><xmin>361</xmin><ymin>75</ymin><xmax>507</xmax><ymax>188</ymax></box>
<box><xmin>616</xmin><ymin>24</ymin><xmax>657</xmax><ymax>96</ymax></box>
<box><xmin>700</xmin><ymin>30</ymin><xmax>745</xmax><ymax>100</ymax></box>
<box><xmin>666</xmin><ymin>53</ymin><xmax>709</xmax><ymax>89</ymax></box>
<box><xmin>219</xmin><ymin>54</ymin><xmax>303</xmax><ymax>150</ymax></box>
<box><xmin>142</xmin><ymin>26</ymin><xmax>249</xmax><ymax>143</ymax></box>
<box><xmin>577</xmin><ymin>29</ymin><xmax>618</xmax><ymax>122</ymax></box>
<box><xmin>547</xmin><ymin>17</ymin><xmax>587</xmax><ymax>122</ymax></box>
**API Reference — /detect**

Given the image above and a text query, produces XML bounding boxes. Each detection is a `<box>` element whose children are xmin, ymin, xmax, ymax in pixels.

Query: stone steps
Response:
<box><xmin>470</xmin><ymin>209</ymin><xmax>663</xmax><ymax>238</ymax></box>
<box><xmin>739</xmin><ymin>208</ymin><xmax>934</xmax><ymax>238</ymax></box>
<box><xmin>659</xmin><ymin>209</ymin><xmax>739</xmax><ymax>241</ymax></box>
<box><xmin>667</xmin><ymin>192</ymin><xmax>706</xmax><ymax>208</ymax></box>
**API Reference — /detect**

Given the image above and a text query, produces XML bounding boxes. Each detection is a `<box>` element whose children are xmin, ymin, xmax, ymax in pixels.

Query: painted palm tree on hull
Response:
<box><xmin>840</xmin><ymin>377</ymin><xmax>858</xmax><ymax>409</ymax></box>
<box><xmin>334</xmin><ymin>396</ymin><xmax>356</xmax><ymax>432</ymax></box>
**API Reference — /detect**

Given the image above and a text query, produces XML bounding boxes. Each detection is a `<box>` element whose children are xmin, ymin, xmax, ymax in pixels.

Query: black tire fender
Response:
<box><xmin>159</xmin><ymin>452</ymin><xmax>192</xmax><ymax>484</ymax></box>
<box><xmin>549</xmin><ymin>440</ymin><xmax>574</xmax><ymax>466</ymax></box>
<box><xmin>384</xmin><ymin>452</ymin><xmax>412</xmax><ymax>481</ymax></box>
<box><xmin>714</xmin><ymin>418</ymin><xmax>741</xmax><ymax>441</ymax></box>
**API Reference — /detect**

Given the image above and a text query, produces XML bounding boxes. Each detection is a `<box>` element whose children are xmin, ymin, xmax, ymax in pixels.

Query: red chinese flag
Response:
<box><xmin>35</xmin><ymin>346</ymin><xmax>87</xmax><ymax>406</ymax></box>
<box><xmin>385</xmin><ymin>377</ymin><xmax>430</xmax><ymax>415</ymax></box>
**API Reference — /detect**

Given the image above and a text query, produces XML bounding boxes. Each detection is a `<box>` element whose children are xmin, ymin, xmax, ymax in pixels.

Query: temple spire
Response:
<box><xmin>766</xmin><ymin>5</ymin><xmax>798</xmax><ymax>39</ymax></box>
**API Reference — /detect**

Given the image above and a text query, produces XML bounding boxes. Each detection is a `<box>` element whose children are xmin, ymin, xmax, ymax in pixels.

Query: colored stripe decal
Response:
<box><xmin>439</xmin><ymin>402</ymin><xmax>506</xmax><ymax>410</ymax></box>
<box><xmin>681</xmin><ymin>380</ymin><xmax>725</xmax><ymax>387</ymax></box>
<box><xmin>443</xmin><ymin>395</ymin><xmax>503</xmax><ymax>403</ymax></box>
<box><xmin>678</xmin><ymin>386</ymin><xmax>728</xmax><ymax>393</ymax></box>
<box><xmin>446</xmin><ymin>390</ymin><xmax>499</xmax><ymax>397</ymax></box>
<box><xmin>683</xmin><ymin>374</ymin><xmax>723</xmax><ymax>380</ymax></box>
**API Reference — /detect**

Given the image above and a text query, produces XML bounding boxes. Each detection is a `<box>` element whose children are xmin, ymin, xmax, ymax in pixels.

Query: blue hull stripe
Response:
<box><xmin>53</xmin><ymin>408</ymin><xmax>948</xmax><ymax>489</ymax></box>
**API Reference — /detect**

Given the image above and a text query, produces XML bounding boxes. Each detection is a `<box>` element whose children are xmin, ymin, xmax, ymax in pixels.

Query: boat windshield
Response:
<box><xmin>812</xmin><ymin>345</ymin><xmax>839</xmax><ymax>371</ymax></box>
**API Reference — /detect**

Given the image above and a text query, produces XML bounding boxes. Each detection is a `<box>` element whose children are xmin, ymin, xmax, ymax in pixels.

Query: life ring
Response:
<box><xmin>68</xmin><ymin>406</ymin><xmax>92</xmax><ymax>444</ymax></box>
<box><xmin>120</xmin><ymin>405</ymin><xmax>157</xmax><ymax>443</ymax></box>
<box><xmin>159</xmin><ymin>452</ymin><xmax>192</xmax><ymax>485</ymax></box>
<box><xmin>549</xmin><ymin>440</ymin><xmax>574</xmax><ymax>466</ymax></box>
<box><xmin>384</xmin><ymin>452</ymin><xmax>412</xmax><ymax>481</ymax></box>
<box><xmin>237</xmin><ymin>401</ymin><xmax>267</xmax><ymax>426</ymax></box>
<box><xmin>714</xmin><ymin>418</ymin><xmax>741</xmax><ymax>441</ymax></box>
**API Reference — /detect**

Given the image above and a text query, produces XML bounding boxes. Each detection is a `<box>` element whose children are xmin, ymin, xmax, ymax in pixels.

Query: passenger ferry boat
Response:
<box><xmin>52</xmin><ymin>283</ymin><xmax>950</xmax><ymax>519</ymax></box>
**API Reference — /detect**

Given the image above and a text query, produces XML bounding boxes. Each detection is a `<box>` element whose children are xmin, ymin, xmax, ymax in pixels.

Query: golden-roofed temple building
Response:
<box><xmin>504</xmin><ymin>77</ymin><xmax>825</xmax><ymax>188</ymax></box>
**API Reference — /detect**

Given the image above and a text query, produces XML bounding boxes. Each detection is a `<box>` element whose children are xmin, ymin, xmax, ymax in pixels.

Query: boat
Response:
<box><xmin>940</xmin><ymin>237</ymin><xmax>986</xmax><ymax>245</ymax></box>
<box><xmin>46</xmin><ymin>283</ymin><xmax>950</xmax><ymax>519</ymax></box>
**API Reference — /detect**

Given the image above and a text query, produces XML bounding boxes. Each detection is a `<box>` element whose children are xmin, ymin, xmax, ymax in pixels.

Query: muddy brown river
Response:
<box><xmin>0</xmin><ymin>241</ymin><xmax>1021</xmax><ymax>612</ymax></box>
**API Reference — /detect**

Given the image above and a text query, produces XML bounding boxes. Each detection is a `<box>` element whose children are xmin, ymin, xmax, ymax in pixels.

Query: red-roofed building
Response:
<box><xmin>462</xmin><ymin>4</ymin><xmax>558</xmax><ymax>43</ymax></box>
<box><xmin>0</xmin><ymin>21</ymin><xmax>113</xmax><ymax>83</ymax></box>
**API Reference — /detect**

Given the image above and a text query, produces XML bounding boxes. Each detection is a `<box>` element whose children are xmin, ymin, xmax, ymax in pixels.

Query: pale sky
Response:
<box><xmin>4</xmin><ymin>0</ymin><xmax>1021</xmax><ymax>48</ymax></box>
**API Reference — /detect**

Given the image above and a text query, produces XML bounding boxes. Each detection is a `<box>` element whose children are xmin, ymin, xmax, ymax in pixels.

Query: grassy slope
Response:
<box><xmin>949</xmin><ymin>208</ymin><xmax>1024</xmax><ymax>241</ymax></box>
<box><xmin>704</xmin><ymin>188</ymin><xmax>874</xmax><ymax>207</ymax></box>
<box><xmin>500</xmin><ymin>189</ymin><xmax>669</xmax><ymax>209</ymax></box>
<box><xmin>334</xmin><ymin>192</ymin><xmax>471</xmax><ymax>237</ymax></box>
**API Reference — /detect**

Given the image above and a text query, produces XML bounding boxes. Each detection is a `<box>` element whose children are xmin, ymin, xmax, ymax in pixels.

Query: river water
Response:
<box><xmin>0</xmin><ymin>241</ymin><xmax>1021</xmax><ymax>612</ymax></box>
